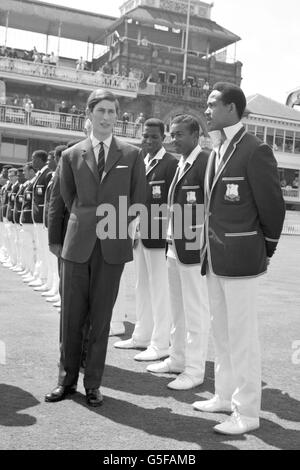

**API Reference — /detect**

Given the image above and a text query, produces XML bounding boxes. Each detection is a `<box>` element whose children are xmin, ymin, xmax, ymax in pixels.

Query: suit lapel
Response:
<box><xmin>102</xmin><ymin>137</ymin><xmax>122</xmax><ymax>180</ymax></box>
<box><xmin>146</xmin><ymin>160</ymin><xmax>159</xmax><ymax>176</ymax></box>
<box><xmin>211</xmin><ymin>127</ymin><xmax>246</xmax><ymax>193</ymax></box>
<box><xmin>81</xmin><ymin>139</ymin><xmax>99</xmax><ymax>184</ymax></box>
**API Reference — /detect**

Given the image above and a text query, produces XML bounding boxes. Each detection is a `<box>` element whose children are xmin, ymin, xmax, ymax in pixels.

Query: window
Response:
<box><xmin>158</xmin><ymin>71</ymin><xmax>166</xmax><ymax>83</ymax></box>
<box><xmin>247</xmin><ymin>124</ymin><xmax>255</xmax><ymax>135</ymax></box>
<box><xmin>294</xmin><ymin>132</ymin><xmax>300</xmax><ymax>154</ymax></box>
<box><xmin>168</xmin><ymin>73</ymin><xmax>177</xmax><ymax>84</ymax></box>
<box><xmin>266</xmin><ymin>127</ymin><xmax>275</xmax><ymax>148</ymax></box>
<box><xmin>0</xmin><ymin>137</ymin><xmax>27</xmax><ymax>164</ymax></box>
<box><xmin>256</xmin><ymin>126</ymin><xmax>265</xmax><ymax>141</ymax></box>
<box><xmin>274</xmin><ymin>129</ymin><xmax>284</xmax><ymax>151</ymax></box>
<box><xmin>284</xmin><ymin>131</ymin><xmax>295</xmax><ymax>153</ymax></box>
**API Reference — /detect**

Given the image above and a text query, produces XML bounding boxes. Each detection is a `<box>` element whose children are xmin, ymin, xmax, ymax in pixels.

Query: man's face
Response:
<box><xmin>88</xmin><ymin>100</ymin><xmax>117</xmax><ymax>138</ymax></box>
<box><xmin>142</xmin><ymin>126</ymin><xmax>164</xmax><ymax>156</ymax></box>
<box><xmin>47</xmin><ymin>154</ymin><xmax>56</xmax><ymax>171</ymax></box>
<box><xmin>32</xmin><ymin>155</ymin><xmax>39</xmax><ymax>171</ymax></box>
<box><xmin>170</xmin><ymin>122</ymin><xmax>198</xmax><ymax>157</ymax></box>
<box><xmin>205</xmin><ymin>90</ymin><xmax>231</xmax><ymax>132</ymax></box>
<box><xmin>17</xmin><ymin>170</ymin><xmax>25</xmax><ymax>184</ymax></box>
<box><xmin>8</xmin><ymin>172</ymin><xmax>17</xmax><ymax>184</ymax></box>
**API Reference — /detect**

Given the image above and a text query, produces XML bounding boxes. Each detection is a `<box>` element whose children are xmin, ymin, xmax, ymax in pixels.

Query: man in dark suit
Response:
<box><xmin>45</xmin><ymin>89</ymin><xmax>147</xmax><ymax>406</ymax></box>
<box><xmin>192</xmin><ymin>83</ymin><xmax>285</xmax><ymax>435</ymax></box>
<box><xmin>114</xmin><ymin>118</ymin><xmax>177</xmax><ymax>361</ymax></box>
<box><xmin>147</xmin><ymin>115</ymin><xmax>210</xmax><ymax>391</ymax></box>
<box><xmin>29</xmin><ymin>151</ymin><xmax>52</xmax><ymax>289</ymax></box>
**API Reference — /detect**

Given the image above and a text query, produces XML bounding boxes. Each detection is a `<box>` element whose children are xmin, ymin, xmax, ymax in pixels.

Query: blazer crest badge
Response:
<box><xmin>225</xmin><ymin>184</ymin><xmax>240</xmax><ymax>202</ymax></box>
<box><xmin>152</xmin><ymin>185</ymin><xmax>161</xmax><ymax>199</ymax></box>
<box><xmin>186</xmin><ymin>191</ymin><xmax>197</xmax><ymax>204</ymax></box>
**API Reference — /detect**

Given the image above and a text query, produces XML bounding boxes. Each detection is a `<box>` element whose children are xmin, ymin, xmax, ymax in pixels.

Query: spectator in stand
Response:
<box><xmin>95</xmin><ymin>67</ymin><xmax>104</xmax><ymax>85</ymax></box>
<box><xmin>122</xmin><ymin>112</ymin><xmax>130</xmax><ymax>135</ymax></box>
<box><xmin>49</xmin><ymin>52</ymin><xmax>57</xmax><ymax>66</ymax></box>
<box><xmin>0</xmin><ymin>45</ymin><xmax>7</xmax><ymax>57</ymax></box>
<box><xmin>58</xmin><ymin>100</ymin><xmax>68</xmax><ymax>129</ymax></box>
<box><xmin>70</xmin><ymin>104</ymin><xmax>79</xmax><ymax>129</ymax></box>
<box><xmin>23</xmin><ymin>96</ymin><xmax>34</xmax><ymax>125</ymax></box>
<box><xmin>12</xmin><ymin>94</ymin><xmax>19</xmax><ymax>106</ymax></box>
<box><xmin>76</xmin><ymin>56</ymin><xmax>86</xmax><ymax>71</ymax></box>
<box><xmin>102</xmin><ymin>62</ymin><xmax>111</xmax><ymax>75</ymax></box>
<box><xmin>42</xmin><ymin>53</ymin><xmax>51</xmax><ymax>76</ymax></box>
<box><xmin>292</xmin><ymin>175</ymin><xmax>299</xmax><ymax>189</ymax></box>
<box><xmin>134</xmin><ymin>112</ymin><xmax>145</xmax><ymax>137</ymax></box>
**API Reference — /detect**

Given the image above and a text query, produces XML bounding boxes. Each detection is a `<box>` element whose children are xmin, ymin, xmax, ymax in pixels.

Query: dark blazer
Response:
<box><xmin>43</xmin><ymin>172</ymin><xmax>55</xmax><ymax>229</ymax></box>
<box><xmin>32</xmin><ymin>167</ymin><xmax>52</xmax><ymax>223</ymax></box>
<box><xmin>141</xmin><ymin>151</ymin><xmax>177</xmax><ymax>249</ymax></box>
<box><xmin>6</xmin><ymin>181</ymin><xmax>20</xmax><ymax>222</ymax></box>
<box><xmin>1</xmin><ymin>182</ymin><xmax>12</xmax><ymax>220</ymax></box>
<box><xmin>58</xmin><ymin>136</ymin><xmax>147</xmax><ymax>264</ymax></box>
<box><xmin>20</xmin><ymin>179</ymin><xmax>36</xmax><ymax>224</ymax></box>
<box><xmin>48</xmin><ymin>166</ymin><xmax>69</xmax><ymax>244</ymax></box>
<box><xmin>201</xmin><ymin>127</ymin><xmax>285</xmax><ymax>278</ymax></box>
<box><xmin>168</xmin><ymin>149</ymin><xmax>209</xmax><ymax>265</ymax></box>
<box><xmin>13</xmin><ymin>182</ymin><xmax>26</xmax><ymax>224</ymax></box>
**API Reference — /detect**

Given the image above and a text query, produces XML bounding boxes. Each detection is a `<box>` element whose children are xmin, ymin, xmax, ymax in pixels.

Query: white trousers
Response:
<box><xmin>20</xmin><ymin>223</ymin><xmax>36</xmax><ymax>274</ymax></box>
<box><xmin>206</xmin><ymin>270</ymin><xmax>261</xmax><ymax>418</ymax></box>
<box><xmin>4</xmin><ymin>220</ymin><xmax>17</xmax><ymax>265</ymax></box>
<box><xmin>33</xmin><ymin>223</ymin><xmax>48</xmax><ymax>280</ymax></box>
<box><xmin>132</xmin><ymin>242</ymin><xmax>171</xmax><ymax>350</ymax></box>
<box><xmin>167</xmin><ymin>256</ymin><xmax>210</xmax><ymax>380</ymax></box>
<box><xmin>111</xmin><ymin>261</ymin><xmax>134</xmax><ymax>323</ymax></box>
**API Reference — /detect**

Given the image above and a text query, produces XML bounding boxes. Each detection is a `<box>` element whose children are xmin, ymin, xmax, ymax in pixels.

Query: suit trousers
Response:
<box><xmin>206</xmin><ymin>270</ymin><xmax>261</xmax><ymax>418</ymax></box>
<box><xmin>132</xmin><ymin>242</ymin><xmax>171</xmax><ymax>350</ymax></box>
<box><xmin>59</xmin><ymin>239</ymin><xmax>124</xmax><ymax>389</ymax></box>
<box><xmin>166</xmin><ymin>256</ymin><xmax>210</xmax><ymax>380</ymax></box>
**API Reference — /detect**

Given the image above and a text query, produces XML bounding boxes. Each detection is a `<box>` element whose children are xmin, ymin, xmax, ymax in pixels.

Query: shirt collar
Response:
<box><xmin>178</xmin><ymin>144</ymin><xmax>201</xmax><ymax>169</ymax></box>
<box><xmin>90</xmin><ymin>130</ymin><xmax>113</xmax><ymax>150</ymax></box>
<box><xmin>40</xmin><ymin>165</ymin><xmax>48</xmax><ymax>174</ymax></box>
<box><xmin>144</xmin><ymin>146</ymin><xmax>166</xmax><ymax>165</ymax></box>
<box><xmin>209</xmin><ymin>121</ymin><xmax>243</xmax><ymax>151</ymax></box>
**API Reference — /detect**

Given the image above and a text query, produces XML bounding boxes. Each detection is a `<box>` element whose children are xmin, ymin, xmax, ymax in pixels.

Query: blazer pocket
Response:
<box><xmin>116</xmin><ymin>165</ymin><xmax>129</xmax><ymax>169</ymax></box>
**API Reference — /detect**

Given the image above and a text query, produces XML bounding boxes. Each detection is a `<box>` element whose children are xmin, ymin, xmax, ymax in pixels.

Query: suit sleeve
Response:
<box><xmin>247</xmin><ymin>143</ymin><xmax>285</xmax><ymax>257</ymax></box>
<box><xmin>59</xmin><ymin>151</ymin><xmax>76</xmax><ymax>212</ymax></box>
<box><xmin>48</xmin><ymin>166</ymin><xmax>67</xmax><ymax>245</ymax></box>
<box><xmin>130</xmin><ymin>149</ymin><xmax>147</xmax><ymax>207</ymax></box>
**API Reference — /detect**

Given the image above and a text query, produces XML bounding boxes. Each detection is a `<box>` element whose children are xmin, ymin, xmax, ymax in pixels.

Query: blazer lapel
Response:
<box><xmin>102</xmin><ymin>137</ymin><xmax>122</xmax><ymax>181</ymax></box>
<box><xmin>146</xmin><ymin>160</ymin><xmax>159</xmax><ymax>176</ymax></box>
<box><xmin>204</xmin><ymin>149</ymin><xmax>216</xmax><ymax>200</ymax></box>
<box><xmin>81</xmin><ymin>139</ymin><xmax>99</xmax><ymax>184</ymax></box>
<box><xmin>211</xmin><ymin>127</ymin><xmax>247</xmax><ymax>192</ymax></box>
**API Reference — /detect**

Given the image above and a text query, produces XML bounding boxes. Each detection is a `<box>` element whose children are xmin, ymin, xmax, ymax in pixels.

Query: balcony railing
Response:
<box><xmin>0</xmin><ymin>104</ymin><xmax>143</xmax><ymax>138</ymax></box>
<box><xmin>282</xmin><ymin>188</ymin><xmax>300</xmax><ymax>199</ymax></box>
<box><xmin>0</xmin><ymin>57</ymin><xmax>140</xmax><ymax>93</ymax></box>
<box><xmin>155</xmin><ymin>83</ymin><xmax>208</xmax><ymax>103</ymax></box>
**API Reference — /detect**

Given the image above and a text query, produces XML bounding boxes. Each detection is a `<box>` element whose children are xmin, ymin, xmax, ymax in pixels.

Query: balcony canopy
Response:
<box><xmin>108</xmin><ymin>6</ymin><xmax>240</xmax><ymax>52</ymax></box>
<box><xmin>0</xmin><ymin>0</ymin><xmax>116</xmax><ymax>44</ymax></box>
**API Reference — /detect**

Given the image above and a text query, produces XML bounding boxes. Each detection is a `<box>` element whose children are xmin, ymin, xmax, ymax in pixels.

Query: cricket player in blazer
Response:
<box><xmin>147</xmin><ymin>115</ymin><xmax>210</xmax><ymax>390</ymax></box>
<box><xmin>45</xmin><ymin>89</ymin><xmax>147</xmax><ymax>406</ymax></box>
<box><xmin>114</xmin><ymin>118</ymin><xmax>178</xmax><ymax>361</ymax></box>
<box><xmin>193</xmin><ymin>82</ymin><xmax>285</xmax><ymax>435</ymax></box>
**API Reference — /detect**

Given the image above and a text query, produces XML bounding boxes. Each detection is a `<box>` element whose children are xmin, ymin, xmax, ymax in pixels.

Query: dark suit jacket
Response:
<box><xmin>1</xmin><ymin>182</ymin><xmax>12</xmax><ymax>220</ymax></box>
<box><xmin>13</xmin><ymin>183</ymin><xmax>26</xmax><ymax>224</ymax></box>
<box><xmin>57</xmin><ymin>136</ymin><xmax>147</xmax><ymax>264</ymax></box>
<box><xmin>32</xmin><ymin>167</ymin><xmax>52</xmax><ymax>223</ymax></box>
<box><xmin>201</xmin><ymin>127</ymin><xmax>285</xmax><ymax>277</ymax></box>
<box><xmin>168</xmin><ymin>150</ymin><xmax>209</xmax><ymax>265</ymax></box>
<box><xmin>141</xmin><ymin>151</ymin><xmax>177</xmax><ymax>249</ymax></box>
<box><xmin>48</xmin><ymin>166</ymin><xmax>69</xmax><ymax>244</ymax></box>
<box><xmin>20</xmin><ymin>179</ymin><xmax>35</xmax><ymax>224</ymax></box>
<box><xmin>6</xmin><ymin>181</ymin><xmax>20</xmax><ymax>222</ymax></box>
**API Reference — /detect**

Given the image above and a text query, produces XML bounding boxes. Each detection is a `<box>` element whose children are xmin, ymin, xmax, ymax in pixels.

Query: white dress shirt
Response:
<box><xmin>144</xmin><ymin>146</ymin><xmax>166</xmax><ymax>171</ymax></box>
<box><xmin>210</xmin><ymin>122</ymin><xmax>243</xmax><ymax>173</ymax></box>
<box><xmin>90</xmin><ymin>131</ymin><xmax>113</xmax><ymax>164</ymax></box>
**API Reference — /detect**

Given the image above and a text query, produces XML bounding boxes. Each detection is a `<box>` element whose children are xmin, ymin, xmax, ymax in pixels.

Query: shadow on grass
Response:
<box><xmin>0</xmin><ymin>383</ymin><xmax>40</xmax><ymax>426</ymax></box>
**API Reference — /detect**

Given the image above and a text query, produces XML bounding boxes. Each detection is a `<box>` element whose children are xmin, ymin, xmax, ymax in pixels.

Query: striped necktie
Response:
<box><xmin>97</xmin><ymin>142</ymin><xmax>105</xmax><ymax>179</ymax></box>
<box><xmin>146</xmin><ymin>157</ymin><xmax>157</xmax><ymax>172</ymax></box>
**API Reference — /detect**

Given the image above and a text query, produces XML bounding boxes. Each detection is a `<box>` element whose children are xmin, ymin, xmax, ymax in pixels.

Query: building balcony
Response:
<box><xmin>0</xmin><ymin>57</ymin><xmax>139</xmax><ymax>97</ymax></box>
<box><xmin>0</xmin><ymin>105</ymin><xmax>143</xmax><ymax>142</ymax></box>
<box><xmin>139</xmin><ymin>81</ymin><xmax>209</xmax><ymax>104</ymax></box>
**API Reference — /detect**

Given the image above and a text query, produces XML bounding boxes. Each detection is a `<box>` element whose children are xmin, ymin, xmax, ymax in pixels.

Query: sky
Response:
<box><xmin>1</xmin><ymin>0</ymin><xmax>299</xmax><ymax>103</ymax></box>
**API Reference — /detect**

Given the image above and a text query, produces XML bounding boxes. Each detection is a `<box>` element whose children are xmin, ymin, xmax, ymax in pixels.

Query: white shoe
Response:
<box><xmin>28</xmin><ymin>278</ymin><xmax>43</xmax><ymax>287</ymax></box>
<box><xmin>214</xmin><ymin>411</ymin><xmax>260</xmax><ymax>435</ymax></box>
<box><xmin>42</xmin><ymin>288</ymin><xmax>58</xmax><ymax>297</ymax></box>
<box><xmin>114</xmin><ymin>337</ymin><xmax>148</xmax><ymax>349</ymax></box>
<box><xmin>46</xmin><ymin>294</ymin><xmax>60</xmax><ymax>303</ymax></box>
<box><xmin>193</xmin><ymin>395</ymin><xmax>232</xmax><ymax>413</ymax></box>
<box><xmin>134</xmin><ymin>346</ymin><xmax>169</xmax><ymax>362</ymax></box>
<box><xmin>23</xmin><ymin>275</ymin><xmax>35</xmax><ymax>283</ymax></box>
<box><xmin>146</xmin><ymin>360</ymin><xmax>183</xmax><ymax>374</ymax></box>
<box><xmin>167</xmin><ymin>373</ymin><xmax>203</xmax><ymax>390</ymax></box>
<box><xmin>109</xmin><ymin>322</ymin><xmax>125</xmax><ymax>336</ymax></box>
<box><xmin>52</xmin><ymin>300</ymin><xmax>61</xmax><ymax>308</ymax></box>
<box><xmin>34</xmin><ymin>283</ymin><xmax>51</xmax><ymax>292</ymax></box>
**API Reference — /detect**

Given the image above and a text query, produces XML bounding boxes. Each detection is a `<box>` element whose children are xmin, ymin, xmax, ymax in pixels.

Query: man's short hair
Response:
<box><xmin>8</xmin><ymin>167</ymin><xmax>18</xmax><ymax>175</ymax></box>
<box><xmin>144</xmin><ymin>118</ymin><xmax>165</xmax><ymax>137</ymax></box>
<box><xmin>23</xmin><ymin>161</ymin><xmax>35</xmax><ymax>172</ymax></box>
<box><xmin>32</xmin><ymin>150</ymin><xmax>48</xmax><ymax>163</ymax></box>
<box><xmin>87</xmin><ymin>89</ymin><xmax>120</xmax><ymax>114</ymax></box>
<box><xmin>54</xmin><ymin>144</ymin><xmax>68</xmax><ymax>158</ymax></box>
<box><xmin>212</xmin><ymin>82</ymin><xmax>247</xmax><ymax>119</ymax></box>
<box><xmin>171</xmin><ymin>114</ymin><xmax>200</xmax><ymax>135</ymax></box>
